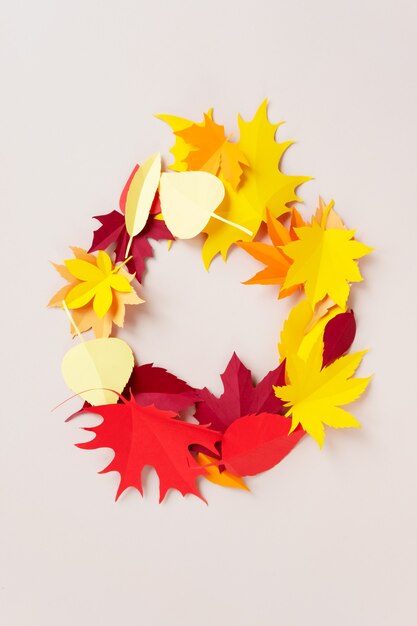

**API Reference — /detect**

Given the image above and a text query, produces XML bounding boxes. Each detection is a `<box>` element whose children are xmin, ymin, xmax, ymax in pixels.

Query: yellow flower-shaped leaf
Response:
<box><xmin>48</xmin><ymin>248</ymin><xmax>143</xmax><ymax>336</ymax></box>
<box><xmin>65</xmin><ymin>250</ymin><xmax>132</xmax><ymax>318</ymax></box>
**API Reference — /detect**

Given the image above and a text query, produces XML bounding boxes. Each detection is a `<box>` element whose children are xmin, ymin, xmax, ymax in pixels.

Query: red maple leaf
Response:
<box><xmin>74</xmin><ymin>395</ymin><xmax>221</xmax><ymax>503</ymax></box>
<box><xmin>127</xmin><ymin>364</ymin><xmax>199</xmax><ymax>412</ymax></box>
<box><xmin>194</xmin><ymin>353</ymin><xmax>286</xmax><ymax>432</ymax></box>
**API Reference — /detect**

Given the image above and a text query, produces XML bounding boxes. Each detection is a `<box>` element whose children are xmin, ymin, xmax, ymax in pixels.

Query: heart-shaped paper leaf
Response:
<box><xmin>159</xmin><ymin>171</ymin><xmax>225</xmax><ymax>239</ymax></box>
<box><xmin>61</xmin><ymin>337</ymin><xmax>134</xmax><ymax>405</ymax></box>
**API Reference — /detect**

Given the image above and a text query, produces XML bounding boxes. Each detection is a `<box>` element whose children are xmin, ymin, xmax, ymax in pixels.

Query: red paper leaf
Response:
<box><xmin>221</xmin><ymin>413</ymin><xmax>304</xmax><ymax>476</ymax></box>
<box><xmin>127</xmin><ymin>363</ymin><xmax>199</xmax><ymax>412</ymax></box>
<box><xmin>322</xmin><ymin>310</ymin><xmax>356</xmax><ymax>367</ymax></box>
<box><xmin>89</xmin><ymin>210</ymin><xmax>174</xmax><ymax>282</ymax></box>
<box><xmin>75</xmin><ymin>396</ymin><xmax>221</xmax><ymax>502</ymax></box>
<box><xmin>194</xmin><ymin>353</ymin><xmax>286</xmax><ymax>432</ymax></box>
<box><xmin>119</xmin><ymin>164</ymin><xmax>161</xmax><ymax>215</ymax></box>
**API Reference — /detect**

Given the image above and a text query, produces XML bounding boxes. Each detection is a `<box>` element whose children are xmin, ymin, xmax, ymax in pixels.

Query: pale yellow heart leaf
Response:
<box><xmin>159</xmin><ymin>171</ymin><xmax>225</xmax><ymax>239</ymax></box>
<box><xmin>61</xmin><ymin>337</ymin><xmax>134</xmax><ymax>406</ymax></box>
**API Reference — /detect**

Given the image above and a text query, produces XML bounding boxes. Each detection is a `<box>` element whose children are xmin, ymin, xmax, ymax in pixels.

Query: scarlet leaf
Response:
<box><xmin>322</xmin><ymin>310</ymin><xmax>356</xmax><ymax>367</ymax></box>
<box><xmin>89</xmin><ymin>210</ymin><xmax>174</xmax><ymax>282</ymax></box>
<box><xmin>75</xmin><ymin>396</ymin><xmax>221</xmax><ymax>503</ymax></box>
<box><xmin>127</xmin><ymin>364</ymin><xmax>199</xmax><ymax>412</ymax></box>
<box><xmin>194</xmin><ymin>353</ymin><xmax>286</xmax><ymax>432</ymax></box>
<box><xmin>221</xmin><ymin>412</ymin><xmax>304</xmax><ymax>476</ymax></box>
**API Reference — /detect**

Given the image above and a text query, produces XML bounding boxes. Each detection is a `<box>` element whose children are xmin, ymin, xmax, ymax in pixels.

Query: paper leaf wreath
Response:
<box><xmin>49</xmin><ymin>100</ymin><xmax>372</xmax><ymax>503</ymax></box>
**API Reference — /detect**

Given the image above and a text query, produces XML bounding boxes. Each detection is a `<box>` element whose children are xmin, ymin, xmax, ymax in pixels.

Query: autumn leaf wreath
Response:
<box><xmin>49</xmin><ymin>101</ymin><xmax>372</xmax><ymax>503</ymax></box>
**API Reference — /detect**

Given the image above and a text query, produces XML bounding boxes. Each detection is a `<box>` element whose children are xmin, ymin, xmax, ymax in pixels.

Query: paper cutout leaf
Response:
<box><xmin>175</xmin><ymin>114</ymin><xmax>249</xmax><ymax>190</ymax></box>
<box><xmin>202</xmin><ymin>101</ymin><xmax>310</xmax><ymax>267</ymax></box>
<box><xmin>74</xmin><ymin>396</ymin><xmax>221</xmax><ymax>502</ymax></box>
<box><xmin>125</xmin><ymin>154</ymin><xmax>162</xmax><ymax>245</ymax></box>
<box><xmin>127</xmin><ymin>364</ymin><xmax>199</xmax><ymax>412</ymax></box>
<box><xmin>159</xmin><ymin>101</ymin><xmax>310</xmax><ymax>268</ymax></box>
<box><xmin>157</xmin><ymin>111</ymin><xmax>211</xmax><ymax>172</ymax></box>
<box><xmin>239</xmin><ymin>208</ymin><xmax>305</xmax><ymax>298</ymax></box>
<box><xmin>278</xmin><ymin>297</ymin><xmax>343</xmax><ymax>363</ymax></box>
<box><xmin>197</xmin><ymin>453</ymin><xmax>249</xmax><ymax>490</ymax></box>
<box><xmin>322</xmin><ymin>311</ymin><xmax>356</xmax><ymax>367</ymax></box>
<box><xmin>194</xmin><ymin>353</ymin><xmax>285</xmax><ymax>433</ymax></box>
<box><xmin>221</xmin><ymin>413</ymin><xmax>304</xmax><ymax>476</ymax></box>
<box><xmin>119</xmin><ymin>164</ymin><xmax>161</xmax><ymax>216</ymax></box>
<box><xmin>274</xmin><ymin>337</ymin><xmax>371</xmax><ymax>447</ymax></box>
<box><xmin>49</xmin><ymin>248</ymin><xmax>143</xmax><ymax>337</ymax></box>
<box><xmin>64</xmin><ymin>250</ymin><xmax>132</xmax><ymax>318</ymax></box>
<box><xmin>282</xmin><ymin>220</ymin><xmax>372</xmax><ymax>308</ymax></box>
<box><xmin>89</xmin><ymin>211</ymin><xmax>174</xmax><ymax>283</ymax></box>
<box><xmin>62</xmin><ymin>337</ymin><xmax>134</xmax><ymax>406</ymax></box>
<box><xmin>159</xmin><ymin>171</ymin><xmax>225</xmax><ymax>239</ymax></box>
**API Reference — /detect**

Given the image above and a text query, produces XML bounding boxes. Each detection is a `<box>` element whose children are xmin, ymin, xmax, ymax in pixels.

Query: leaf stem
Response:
<box><xmin>125</xmin><ymin>235</ymin><xmax>133</xmax><ymax>258</ymax></box>
<box><xmin>113</xmin><ymin>255</ymin><xmax>133</xmax><ymax>274</ymax></box>
<box><xmin>211</xmin><ymin>212</ymin><xmax>253</xmax><ymax>236</ymax></box>
<box><xmin>62</xmin><ymin>300</ymin><xmax>84</xmax><ymax>341</ymax></box>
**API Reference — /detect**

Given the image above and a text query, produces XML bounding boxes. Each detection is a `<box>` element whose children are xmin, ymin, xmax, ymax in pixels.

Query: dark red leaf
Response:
<box><xmin>128</xmin><ymin>363</ymin><xmax>199</xmax><ymax>412</ymax></box>
<box><xmin>322</xmin><ymin>310</ymin><xmax>356</xmax><ymax>367</ymax></box>
<box><xmin>194</xmin><ymin>353</ymin><xmax>286</xmax><ymax>432</ymax></box>
<box><xmin>89</xmin><ymin>210</ymin><xmax>174</xmax><ymax>282</ymax></box>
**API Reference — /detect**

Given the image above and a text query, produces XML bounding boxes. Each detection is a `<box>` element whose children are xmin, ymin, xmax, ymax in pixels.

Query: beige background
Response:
<box><xmin>1</xmin><ymin>1</ymin><xmax>417</xmax><ymax>624</ymax></box>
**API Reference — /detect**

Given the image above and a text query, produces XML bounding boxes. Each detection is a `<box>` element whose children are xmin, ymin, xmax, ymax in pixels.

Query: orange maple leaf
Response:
<box><xmin>175</xmin><ymin>113</ymin><xmax>249</xmax><ymax>190</ymax></box>
<box><xmin>48</xmin><ymin>247</ymin><xmax>143</xmax><ymax>338</ymax></box>
<box><xmin>238</xmin><ymin>208</ymin><xmax>305</xmax><ymax>298</ymax></box>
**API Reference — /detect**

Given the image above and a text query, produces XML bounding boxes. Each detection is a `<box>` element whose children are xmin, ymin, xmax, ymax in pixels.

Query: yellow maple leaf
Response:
<box><xmin>48</xmin><ymin>248</ymin><xmax>143</xmax><ymax>337</ymax></box>
<box><xmin>158</xmin><ymin>101</ymin><xmax>310</xmax><ymax>268</ymax></box>
<box><xmin>175</xmin><ymin>113</ymin><xmax>248</xmax><ymax>190</ymax></box>
<box><xmin>282</xmin><ymin>220</ymin><xmax>372</xmax><ymax>309</ymax></box>
<box><xmin>274</xmin><ymin>336</ymin><xmax>371</xmax><ymax>447</ymax></box>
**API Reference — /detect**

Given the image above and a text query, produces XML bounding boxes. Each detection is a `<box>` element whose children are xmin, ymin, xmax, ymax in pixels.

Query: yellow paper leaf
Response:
<box><xmin>201</xmin><ymin>101</ymin><xmax>310</xmax><ymax>267</ymax></box>
<box><xmin>64</xmin><ymin>250</ymin><xmax>132</xmax><ymax>318</ymax></box>
<box><xmin>125</xmin><ymin>153</ymin><xmax>161</xmax><ymax>242</ymax></box>
<box><xmin>278</xmin><ymin>297</ymin><xmax>343</xmax><ymax>363</ymax></box>
<box><xmin>197</xmin><ymin>453</ymin><xmax>249</xmax><ymax>491</ymax></box>
<box><xmin>274</xmin><ymin>336</ymin><xmax>371</xmax><ymax>447</ymax></box>
<box><xmin>61</xmin><ymin>337</ymin><xmax>134</xmax><ymax>406</ymax></box>
<box><xmin>282</xmin><ymin>220</ymin><xmax>373</xmax><ymax>309</ymax></box>
<box><xmin>48</xmin><ymin>248</ymin><xmax>143</xmax><ymax>337</ymax></box>
<box><xmin>159</xmin><ymin>171</ymin><xmax>225</xmax><ymax>239</ymax></box>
